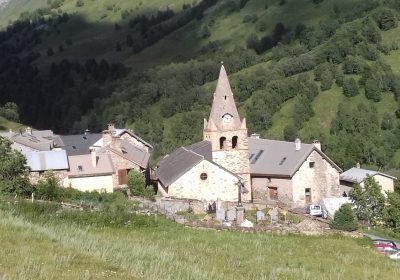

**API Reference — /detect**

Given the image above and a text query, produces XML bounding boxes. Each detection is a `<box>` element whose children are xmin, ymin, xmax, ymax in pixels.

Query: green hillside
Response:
<box><xmin>1</xmin><ymin>0</ymin><xmax>400</xmax><ymax>171</ymax></box>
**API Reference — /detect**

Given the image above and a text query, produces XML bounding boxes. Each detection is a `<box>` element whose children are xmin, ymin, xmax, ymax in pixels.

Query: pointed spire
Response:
<box><xmin>207</xmin><ymin>64</ymin><xmax>242</xmax><ymax>131</ymax></box>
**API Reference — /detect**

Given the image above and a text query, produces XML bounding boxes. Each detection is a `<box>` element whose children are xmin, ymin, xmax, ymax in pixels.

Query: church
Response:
<box><xmin>156</xmin><ymin>64</ymin><xmax>342</xmax><ymax>207</ymax></box>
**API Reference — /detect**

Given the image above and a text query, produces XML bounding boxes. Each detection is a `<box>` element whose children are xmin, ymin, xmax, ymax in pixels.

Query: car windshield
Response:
<box><xmin>311</xmin><ymin>205</ymin><xmax>321</xmax><ymax>210</ymax></box>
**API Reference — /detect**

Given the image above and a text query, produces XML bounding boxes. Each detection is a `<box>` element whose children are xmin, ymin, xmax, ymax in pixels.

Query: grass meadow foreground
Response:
<box><xmin>0</xmin><ymin>201</ymin><xmax>400</xmax><ymax>280</ymax></box>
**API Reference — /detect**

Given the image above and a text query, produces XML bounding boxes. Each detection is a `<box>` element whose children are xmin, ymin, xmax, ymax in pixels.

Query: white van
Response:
<box><xmin>307</xmin><ymin>204</ymin><xmax>323</xmax><ymax>217</ymax></box>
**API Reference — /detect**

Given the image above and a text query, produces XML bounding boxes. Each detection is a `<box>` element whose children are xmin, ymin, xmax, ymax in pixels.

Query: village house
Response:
<box><xmin>1</xmin><ymin>124</ymin><xmax>152</xmax><ymax>193</ymax></box>
<box><xmin>64</xmin><ymin>150</ymin><xmax>115</xmax><ymax>193</ymax></box>
<box><xmin>340</xmin><ymin>165</ymin><xmax>396</xmax><ymax>196</ymax></box>
<box><xmin>249</xmin><ymin>137</ymin><xmax>342</xmax><ymax>207</ymax></box>
<box><xmin>156</xmin><ymin>64</ymin><xmax>343</xmax><ymax>207</ymax></box>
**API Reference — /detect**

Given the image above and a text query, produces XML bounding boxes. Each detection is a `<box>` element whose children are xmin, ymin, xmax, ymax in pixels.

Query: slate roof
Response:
<box><xmin>340</xmin><ymin>167</ymin><xmax>397</xmax><ymax>183</ymax></box>
<box><xmin>156</xmin><ymin>141</ymin><xmax>240</xmax><ymax>187</ymax></box>
<box><xmin>60</xmin><ymin>133</ymin><xmax>102</xmax><ymax>156</ymax></box>
<box><xmin>156</xmin><ymin>147</ymin><xmax>204</xmax><ymax>187</ymax></box>
<box><xmin>91</xmin><ymin>129</ymin><xmax>153</xmax><ymax>150</ymax></box>
<box><xmin>101</xmin><ymin>139</ymin><xmax>150</xmax><ymax>168</ymax></box>
<box><xmin>185</xmin><ymin>141</ymin><xmax>212</xmax><ymax>161</ymax></box>
<box><xmin>249</xmin><ymin>138</ymin><xmax>341</xmax><ymax>177</ymax></box>
<box><xmin>23</xmin><ymin>150</ymin><xmax>69</xmax><ymax>172</ymax></box>
<box><xmin>68</xmin><ymin>153</ymin><xmax>114</xmax><ymax>178</ymax></box>
<box><xmin>1</xmin><ymin>129</ymin><xmax>63</xmax><ymax>151</ymax></box>
<box><xmin>207</xmin><ymin>65</ymin><xmax>242</xmax><ymax>131</ymax></box>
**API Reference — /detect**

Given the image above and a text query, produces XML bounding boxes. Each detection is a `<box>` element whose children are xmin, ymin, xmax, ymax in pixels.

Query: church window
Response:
<box><xmin>309</xmin><ymin>162</ymin><xmax>315</xmax><ymax>168</ymax></box>
<box><xmin>219</xmin><ymin>137</ymin><xmax>226</xmax><ymax>149</ymax></box>
<box><xmin>200</xmin><ymin>173</ymin><xmax>208</xmax><ymax>180</ymax></box>
<box><xmin>224</xmin><ymin>96</ymin><xmax>227</xmax><ymax>100</ymax></box>
<box><xmin>232</xmin><ymin>136</ymin><xmax>238</xmax><ymax>149</ymax></box>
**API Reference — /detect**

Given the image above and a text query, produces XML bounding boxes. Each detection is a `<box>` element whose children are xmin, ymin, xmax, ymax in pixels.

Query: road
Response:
<box><xmin>363</xmin><ymin>233</ymin><xmax>400</xmax><ymax>248</ymax></box>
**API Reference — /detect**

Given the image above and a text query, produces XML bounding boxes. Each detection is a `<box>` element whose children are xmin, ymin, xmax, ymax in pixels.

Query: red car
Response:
<box><xmin>373</xmin><ymin>239</ymin><xmax>398</xmax><ymax>255</ymax></box>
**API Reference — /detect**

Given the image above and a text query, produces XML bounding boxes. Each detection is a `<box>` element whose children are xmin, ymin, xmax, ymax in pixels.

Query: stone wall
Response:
<box><xmin>29</xmin><ymin>170</ymin><xmax>68</xmax><ymax>185</ymax></box>
<box><xmin>292</xmin><ymin>151</ymin><xmax>340</xmax><ymax>206</ymax></box>
<box><xmin>168</xmin><ymin>159</ymin><xmax>239</xmax><ymax>202</ymax></box>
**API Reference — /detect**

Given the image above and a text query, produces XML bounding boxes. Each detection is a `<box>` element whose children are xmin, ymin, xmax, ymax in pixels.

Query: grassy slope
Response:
<box><xmin>1</xmin><ymin>209</ymin><xmax>400</xmax><ymax>280</ymax></box>
<box><xmin>0</xmin><ymin>116</ymin><xmax>25</xmax><ymax>131</ymax></box>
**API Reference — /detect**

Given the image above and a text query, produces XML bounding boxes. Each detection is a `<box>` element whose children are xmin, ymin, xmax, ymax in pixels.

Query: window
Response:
<box><xmin>309</xmin><ymin>162</ymin><xmax>315</xmax><ymax>168</ymax></box>
<box><xmin>219</xmin><ymin>137</ymin><xmax>226</xmax><ymax>149</ymax></box>
<box><xmin>72</xmin><ymin>145</ymin><xmax>77</xmax><ymax>150</ymax></box>
<box><xmin>232</xmin><ymin>136</ymin><xmax>238</xmax><ymax>149</ymax></box>
<box><xmin>77</xmin><ymin>165</ymin><xmax>83</xmax><ymax>172</ymax></box>
<box><xmin>305</xmin><ymin>188</ymin><xmax>311</xmax><ymax>203</ymax></box>
<box><xmin>200</xmin><ymin>173</ymin><xmax>208</xmax><ymax>180</ymax></box>
<box><xmin>268</xmin><ymin>187</ymin><xmax>278</xmax><ymax>200</ymax></box>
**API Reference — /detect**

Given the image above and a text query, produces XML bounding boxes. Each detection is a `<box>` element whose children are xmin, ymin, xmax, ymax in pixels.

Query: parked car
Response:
<box><xmin>306</xmin><ymin>204</ymin><xmax>323</xmax><ymax>217</ymax></box>
<box><xmin>372</xmin><ymin>239</ymin><xmax>398</xmax><ymax>250</ymax></box>
<box><xmin>375</xmin><ymin>246</ymin><xmax>398</xmax><ymax>255</ymax></box>
<box><xmin>389</xmin><ymin>250</ymin><xmax>400</xmax><ymax>260</ymax></box>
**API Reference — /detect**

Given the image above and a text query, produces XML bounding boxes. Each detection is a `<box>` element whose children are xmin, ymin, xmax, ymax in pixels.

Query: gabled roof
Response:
<box><xmin>156</xmin><ymin>147</ymin><xmax>204</xmax><ymax>187</ymax></box>
<box><xmin>23</xmin><ymin>150</ymin><xmax>69</xmax><ymax>172</ymax></box>
<box><xmin>156</xmin><ymin>143</ymin><xmax>241</xmax><ymax>187</ymax></box>
<box><xmin>249</xmin><ymin>138</ymin><xmax>341</xmax><ymax>177</ymax></box>
<box><xmin>340</xmin><ymin>167</ymin><xmax>397</xmax><ymax>183</ymax></box>
<box><xmin>206</xmin><ymin>65</ymin><xmax>242</xmax><ymax>131</ymax></box>
<box><xmin>185</xmin><ymin>141</ymin><xmax>212</xmax><ymax>161</ymax></box>
<box><xmin>101</xmin><ymin>139</ymin><xmax>150</xmax><ymax>168</ymax></box>
<box><xmin>91</xmin><ymin>129</ymin><xmax>153</xmax><ymax>150</ymax></box>
<box><xmin>68</xmin><ymin>153</ymin><xmax>114</xmax><ymax>178</ymax></box>
<box><xmin>1</xmin><ymin>129</ymin><xmax>63</xmax><ymax>151</ymax></box>
<box><xmin>60</xmin><ymin>133</ymin><xmax>102</xmax><ymax>156</ymax></box>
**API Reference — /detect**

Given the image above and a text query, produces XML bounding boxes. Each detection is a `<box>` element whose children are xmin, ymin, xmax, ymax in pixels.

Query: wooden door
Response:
<box><xmin>118</xmin><ymin>169</ymin><xmax>128</xmax><ymax>185</ymax></box>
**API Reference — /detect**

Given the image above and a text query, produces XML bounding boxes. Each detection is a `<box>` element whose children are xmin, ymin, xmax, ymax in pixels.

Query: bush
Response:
<box><xmin>127</xmin><ymin>170</ymin><xmax>154</xmax><ymax>200</ymax></box>
<box><xmin>330</xmin><ymin>204</ymin><xmax>358</xmax><ymax>231</ymax></box>
<box><xmin>342</xmin><ymin>77</ymin><xmax>359</xmax><ymax>97</ymax></box>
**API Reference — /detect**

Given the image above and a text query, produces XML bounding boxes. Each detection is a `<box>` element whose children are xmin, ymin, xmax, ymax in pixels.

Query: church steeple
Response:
<box><xmin>205</xmin><ymin>64</ymin><xmax>242</xmax><ymax>132</ymax></box>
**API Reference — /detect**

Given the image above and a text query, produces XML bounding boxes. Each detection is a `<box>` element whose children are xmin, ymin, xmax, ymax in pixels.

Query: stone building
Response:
<box><xmin>340</xmin><ymin>166</ymin><xmax>396</xmax><ymax>196</ymax></box>
<box><xmin>156</xmin><ymin>64</ymin><xmax>343</xmax><ymax>207</ymax></box>
<box><xmin>203</xmin><ymin>65</ymin><xmax>252</xmax><ymax>201</ymax></box>
<box><xmin>249</xmin><ymin>137</ymin><xmax>342</xmax><ymax>207</ymax></box>
<box><xmin>157</xmin><ymin>142</ymin><xmax>241</xmax><ymax>202</ymax></box>
<box><xmin>96</xmin><ymin>124</ymin><xmax>152</xmax><ymax>188</ymax></box>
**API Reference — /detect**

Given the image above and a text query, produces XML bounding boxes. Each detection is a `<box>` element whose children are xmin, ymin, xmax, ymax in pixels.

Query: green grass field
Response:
<box><xmin>1</xmin><ymin>201</ymin><xmax>400</xmax><ymax>280</ymax></box>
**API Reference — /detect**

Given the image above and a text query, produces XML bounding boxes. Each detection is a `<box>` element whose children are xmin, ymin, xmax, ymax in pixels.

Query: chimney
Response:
<box><xmin>91</xmin><ymin>149</ymin><xmax>97</xmax><ymax>167</ymax></box>
<box><xmin>312</xmin><ymin>139</ymin><xmax>321</xmax><ymax>150</ymax></box>
<box><xmin>108</xmin><ymin>123</ymin><xmax>116</xmax><ymax>136</ymax></box>
<box><xmin>26</xmin><ymin>126</ymin><xmax>32</xmax><ymax>134</ymax></box>
<box><xmin>295</xmin><ymin>138</ymin><xmax>301</xmax><ymax>151</ymax></box>
<box><xmin>250</xmin><ymin>133</ymin><xmax>260</xmax><ymax>139</ymax></box>
<box><xmin>356</xmin><ymin>162</ymin><xmax>360</xmax><ymax>168</ymax></box>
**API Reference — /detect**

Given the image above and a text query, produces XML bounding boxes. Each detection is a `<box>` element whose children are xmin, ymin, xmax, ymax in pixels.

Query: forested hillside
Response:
<box><xmin>1</xmin><ymin>0</ymin><xmax>400</xmax><ymax>172</ymax></box>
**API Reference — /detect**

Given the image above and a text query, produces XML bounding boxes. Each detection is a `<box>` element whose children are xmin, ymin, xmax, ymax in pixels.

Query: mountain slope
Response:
<box><xmin>1</xmin><ymin>0</ymin><xmax>400</xmax><ymax>172</ymax></box>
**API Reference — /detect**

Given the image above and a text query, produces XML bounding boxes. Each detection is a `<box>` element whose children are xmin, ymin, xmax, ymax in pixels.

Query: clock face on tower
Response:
<box><xmin>222</xmin><ymin>113</ymin><xmax>233</xmax><ymax>123</ymax></box>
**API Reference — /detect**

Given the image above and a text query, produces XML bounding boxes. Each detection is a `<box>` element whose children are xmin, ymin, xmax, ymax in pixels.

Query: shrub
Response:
<box><xmin>127</xmin><ymin>170</ymin><xmax>154</xmax><ymax>200</ymax></box>
<box><xmin>330</xmin><ymin>204</ymin><xmax>358</xmax><ymax>231</ymax></box>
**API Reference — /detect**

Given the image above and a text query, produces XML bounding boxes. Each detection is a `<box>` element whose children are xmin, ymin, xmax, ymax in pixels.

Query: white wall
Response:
<box><xmin>167</xmin><ymin>160</ymin><xmax>239</xmax><ymax>202</ymax></box>
<box><xmin>64</xmin><ymin>175</ymin><xmax>114</xmax><ymax>193</ymax></box>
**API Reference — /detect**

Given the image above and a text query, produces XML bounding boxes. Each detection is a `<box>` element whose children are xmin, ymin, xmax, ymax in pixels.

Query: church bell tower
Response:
<box><xmin>203</xmin><ymin>64</ymin><xmax>252</xmax><ymax>201</ymax></box>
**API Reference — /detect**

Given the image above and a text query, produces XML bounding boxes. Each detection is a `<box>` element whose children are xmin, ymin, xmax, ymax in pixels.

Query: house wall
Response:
<box><xmin>251</xmin><ymin>177</ymin><xmax>293</xmax><ymax>204</ymax></box>
<box><xmin>64</xmin><ymin>175</ymin><xmax>113</xmax><ymax>193</ymax></box>
<box><xmin>28</xmin><ymin>170</ymin><xmax>68</xmax><ymax>185</ymax></box>
<box><xmin>292</xmin><ymin>150</ymin><xmax>340</xmax><ymax>206</ymax></box>
<box><xmin>358</xmin><ymin>174</ymin><xmax>394</xmax><ymax>196</ymax></box>
<box><xmin>167</xmin><ymin>160</ymin><xmax>239</xmax><ymax>202</ymax></box>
